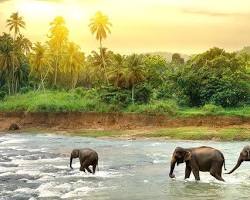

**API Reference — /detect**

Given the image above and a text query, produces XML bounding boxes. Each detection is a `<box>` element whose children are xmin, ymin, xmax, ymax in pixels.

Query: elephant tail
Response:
<box><xmin>222</xmin><ymin>154</ymin><xmax>227</xmax><ymax>171</ymax></box>
<box><xmin>223</xmin><ymin>159</ymin><xmax>227</xmax><ymax>170</ymax></box>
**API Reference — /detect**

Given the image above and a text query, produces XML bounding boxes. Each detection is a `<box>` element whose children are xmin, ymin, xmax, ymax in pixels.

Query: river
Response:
<box><xmin>0</xmin><ymin>133</ymin><xmax>249</xmax><ymax>199</ymax></box>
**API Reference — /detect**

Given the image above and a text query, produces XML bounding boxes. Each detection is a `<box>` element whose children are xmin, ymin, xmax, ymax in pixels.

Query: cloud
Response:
<box><xmin>182</xmin><ymin>8</ymin><xmax>249</xmax><ymax>17</ymax></box>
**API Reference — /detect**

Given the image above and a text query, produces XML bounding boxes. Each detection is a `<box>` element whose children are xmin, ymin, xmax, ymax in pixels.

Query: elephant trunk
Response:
<box><xmin>169</xmin><ymin>158</ymin><xmax>176</xmax><ymax>178</ymax></box>
<box><xmin>70</xmin><ymin>155</ymin><xmax>73</xmax><ymax>169</ymax></box>
<box><xmin>226</xmin><ymin>158</ymin><xmax>242</xmax><ymax>174</ymax></box>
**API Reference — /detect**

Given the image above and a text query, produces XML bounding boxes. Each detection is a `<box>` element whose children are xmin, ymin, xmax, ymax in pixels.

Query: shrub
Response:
<box><xmin>73</xmin><ymin>87</ymin><xmax>86</xmax><ymax>97</ymax></box>
<box><xmin>0</xmin><ymin>90</ymin><xmax>6</xmax><ymax>100</ymax></box>
<box><xmin>201</xmin><ymin>104</ymin><xmax>224</xmax><ymax>114</ymax></box>
<box><xmin>134</xmin><ymin>83</ymin><xmax>152</xmax><ymax>104</ymax></box>
<box><xmin>126</xmin><ymin>100</ymin><xmax>178</xmax><ymax>115</ymax></box>
<box><xmin>99</xmin><ymin>86</ymin><xmax>131</xmax><ymax>107</ymax></box>
<box><xmin>210</xmin><ymin>84</ymin><xmax>249</xmax><ymax>107</ymax></box>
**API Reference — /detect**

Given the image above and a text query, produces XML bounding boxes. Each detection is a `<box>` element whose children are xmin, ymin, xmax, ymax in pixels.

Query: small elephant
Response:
<box><xmin>70</xmin><ymin>148</ymin><xmax>98</xmax><ymax>174</ymax></box>
<box><xmin>169</xmin><ymin>146</ymin><xmax>226</xmax><ymax>181</ymax></box>
<box><xmin>226</xmin><ymin>145</ymin><xmax>250</xmax><ymax>174</ymax></box>
<box><xmin>9</xmin><ymin>123</ymin><xmax>20</xmax><ymax>131</ymax></box>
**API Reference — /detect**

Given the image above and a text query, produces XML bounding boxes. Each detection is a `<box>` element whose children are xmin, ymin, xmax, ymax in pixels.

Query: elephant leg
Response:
<box><xmin>210</xmin><ymin>164</ymin><xmax>225</xmax><ymax>182</ymax></box>
<box><xmin>80</xmin><ymin>165</ymin><xmax>86</xmax><ymax>172</ymax></box>
<box><xmin>185</xmin><ymin>166</ymin><xmax>191</xmax><ymax>179</ymax></box>
<box><xmin>191</xmin><ymin>166</ymin><xmax>200</xmax><ymax>181</ymax></box>
<box><xmin>80</xmin><ymin>159</ymin><xmax>89</xmax><ymax>173</ymax></box>
<box><xmin>210</xmin><ymin>171</ymin><xmax>224</xmax><ymax>182</ymax></box>
<box><xmin>85</xmin><ymin>166</ymin><xmax>93</xmax><ymax>174</ymax></box>
<box><xmin>93</xmin><ymin>164</ymin><xmax>96</xmax><ymax>174</ymax></box>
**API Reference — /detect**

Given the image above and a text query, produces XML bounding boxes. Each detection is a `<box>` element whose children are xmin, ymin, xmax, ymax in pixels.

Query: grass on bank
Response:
<box><xmin>0</xmin><ymin>90</ymin><xmax>249</xmax><ymax>117</ymax></box>
<box><xmin>145</xmin><ymin>127</ymin><xmax>250</xmax><ymax>140</ymax></box>
<box><xmin>51</xmin><ymin>127</ymin><xmax>250</xmax><ymax>141</ymax></box>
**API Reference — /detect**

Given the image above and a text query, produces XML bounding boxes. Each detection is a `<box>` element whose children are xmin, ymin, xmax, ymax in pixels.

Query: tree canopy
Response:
<box><xmin>0</xmin><ymin>12</ymin><xmax>249</xmax><ymax>109</ymax></box>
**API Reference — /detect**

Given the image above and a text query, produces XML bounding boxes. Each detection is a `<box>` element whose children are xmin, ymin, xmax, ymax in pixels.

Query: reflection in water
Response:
<box><xmin>0</xmin><ymin>133</ymin><xmax>250</xmax><ymax>199</ymax></box>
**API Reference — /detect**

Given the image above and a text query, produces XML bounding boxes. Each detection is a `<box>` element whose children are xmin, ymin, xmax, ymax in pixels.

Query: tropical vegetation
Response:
<box><xmin>0</xmin><ymin>12</ymin><xmax>249</xmax><ymax>116</ymax></box>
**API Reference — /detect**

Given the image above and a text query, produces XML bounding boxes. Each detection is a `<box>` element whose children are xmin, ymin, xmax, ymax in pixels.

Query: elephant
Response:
<box><xmin>226</xmin><ymin>145</ymin><xmax>250</xmax><ymax>174</ymax></box>
<box><xmin>70</xmin><ymin>148</ymin><xmax>98</xmax><ymax>174</ymax></box>
<box><xmin>169</xmin><ymin>146</ymin><xmax>226</xmax><ymax>181</ymax></box>
<box><xmin>9</xmin><ymin>123</ymin><xmax>20</xmax><ymax>131</ymax></box>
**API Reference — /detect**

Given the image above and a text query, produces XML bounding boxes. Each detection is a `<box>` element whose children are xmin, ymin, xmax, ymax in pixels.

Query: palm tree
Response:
<box><xmin>15</xmin><ymin>34</ymin><xmax>32</xmax><ymax>55</ymax></box>
<box><xmin>64</xmin><ymin>42</ymin><xmax>84</xmax><ymax>88</ymax></box>
<box><xmin>90</xmin><ymin>48</ymin><xmax>112</xmax><ymax>84</ymax></box>
<box><xmin>29</xmin><ymin>42</ymin><xmax>51</xmax><ymax>91</ymax></box>
<box><xmin>0</xmin><ymin>33</ymin><xmax>20</xmax><ymax>94</ymax></box>
<box><xmin>6</xmin><ymin>12</ymin><xmax>25</xmax><ymax>40</ymax></box>
<box><xmin>108</xmin><ymin>54</ymin><xmax>126</xmax><ymax>88</ymax></box>
<box><xmin>89</xmin><ymin>11</ymin><xmax>112</xmax><ymax>84</ymax></box>
<box><xmin>48</xmin><ymin>16</ymin><xmax>69</xmax><ymax>86</ymax></box>
<box><xmin>125</xmin><ymin>54</ymin><xmax>146</xmax><ymax>104</ymax></box>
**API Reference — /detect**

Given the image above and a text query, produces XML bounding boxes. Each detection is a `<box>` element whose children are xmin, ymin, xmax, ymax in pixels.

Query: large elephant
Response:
<box><xmin>226</xmin><ymin>145</ymin><xmax>250</xmax><ymax>174</ymax></box>
<box><xmin>70</xmin><ymin>148</ymin><xmax>98</xmax><ymax>174</ymax></box>
<box><xmin>169</xmin><ymin>146</ymin><xmax>226</xmax><ymax>181</ymax></box>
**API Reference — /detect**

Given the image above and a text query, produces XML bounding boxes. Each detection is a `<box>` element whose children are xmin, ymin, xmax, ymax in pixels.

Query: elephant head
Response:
<box><xmin>70</xmin><ymin>149</ymin><xmax>80</xmax><ymax>169</ymax></box>
<box><xmin>169</xmin><ymin>147</ymin><xmax>191</xmax><ymax>178</ymax></box>
<box><xmin>227</xmin><ymin>145</ymin><xmax>250</xmax><ymax>174</ymax></box>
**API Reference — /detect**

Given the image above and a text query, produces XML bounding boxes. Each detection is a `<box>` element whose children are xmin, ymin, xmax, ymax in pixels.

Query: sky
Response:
<box><xmin>0</xmin><ymin>0</ymin><xmax>250</xmax><ymax>55</ymax></box>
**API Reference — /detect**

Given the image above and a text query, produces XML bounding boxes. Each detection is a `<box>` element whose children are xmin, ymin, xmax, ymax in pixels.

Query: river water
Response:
<box><xmin>0</xmin><ymin>133</ymin><xmax>250</xmax><ymax>200</ymax></box>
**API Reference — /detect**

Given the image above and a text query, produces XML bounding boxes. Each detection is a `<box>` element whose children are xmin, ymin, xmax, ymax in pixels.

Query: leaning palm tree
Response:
<box><xmin>6</xmin><ymin>12</ymin><xmax>25</xmax><ymax>40</ymax></box>
<box><xmin>125</xmin><ymin>54</ymin><xmax>146</xmax><ymax>104</ymax></box>
<box><xmin>89</xmin><ymin>11</ymin><xmax>112</xmax><ymax>84</ymax></box>
<box><xmin>29</xmin><ymin>42</ymin><xmax>51</xmax><ymax>91</ymax></box>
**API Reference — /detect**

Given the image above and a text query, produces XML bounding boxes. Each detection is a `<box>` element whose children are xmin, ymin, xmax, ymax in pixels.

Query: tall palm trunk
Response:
<box><xmin>131</xmin><ymin>84</ymin><xmax>135</xmax><ymax>104</ymax></box>
<box><xmin>54</xmin><ymin>51</ymin><xmax>59</xmax><ymax>86</ymax></box>
<box><xmin>69</xmin><ymin>57</ymin><xmax>75</xmax><ymax>89</ymax></box>
<box><xmin>99</xmin><ymin>39</ymin><xmax>109</xmax><ymax>84</ymax></box>
<box><xmin>71</xmin><ymin>69</ymin><xmax>74</xmax><ymax>89</ymax></box>
<box><xmin>7</xmin><ymin>79</ymin><xmax>11</xmax><ymax>95</ymax></box>
<box><xmin>11</xmin><ymin>60</ymin><xmax>15</xmax><ymax>94</ymax></box>
<box><xmin>15</xmin><ymin>74</ymin><xmax>19</xmax><ymax>94</ymax></box>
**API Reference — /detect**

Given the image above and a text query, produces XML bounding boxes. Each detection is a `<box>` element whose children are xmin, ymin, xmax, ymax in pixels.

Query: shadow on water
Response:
<box><xmin>0</xmin><ymin>133</ymin><xmax>250</xmax><ymax>199</ymax></box>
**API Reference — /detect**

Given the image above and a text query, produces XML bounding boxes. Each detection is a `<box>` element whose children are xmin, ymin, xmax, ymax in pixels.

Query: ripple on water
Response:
<box><xmin>1</xmin><ymin>138</ymin><xmax>28</xmax><ymax>144</ymax></box>
<box><xmin>1</xmin><ymin>134</ymin><xmax>250</xmax><ymax>200</ymax></box>
<box><xmin>60</xmin><ymin>186</ymin><xmax>95</xmax><ymax>199</ymax></box>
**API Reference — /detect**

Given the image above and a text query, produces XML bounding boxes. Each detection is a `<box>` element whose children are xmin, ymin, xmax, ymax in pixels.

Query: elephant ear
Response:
<box><xmin>184</xmin><ymin>151</ymin><xmax>192</xmax><ymax>161</ymax></box>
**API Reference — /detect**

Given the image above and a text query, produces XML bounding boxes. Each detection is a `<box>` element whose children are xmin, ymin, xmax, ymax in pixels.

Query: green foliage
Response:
<box><xmin>0</xmin><ymin>90</ymin><xmax>6</xmax><ymax>100</ymax></box>
<box><xmin>0</xmin><ymin>90</ymin><xmax>108</xmax><ymax>112</ymax></box>
<box><xmin>171</xmin><ymin>53</ymin><xmax>184</xmax><ymax>64</ymax></box>
<box><xmin>143</xmin><ymin>54</ymin><xmax>167</xmax><ymax>87</ymax></box>
<box><xmin>126</xmin><ymin>100</ymin><xmax>178</xmax><ymax>115</ymax></box>
<box><xmin>134</xmin><ymin>83</ymin><xmax>152</xmax><ymax>104</ymax></box>
<box><xmin>99</xmin><ymin>86</ymin><xmax>131</xmax><ymax>108</ymax></box>
<box><xmin>175</xmin><ymin>47</ymin><xmax>250</xmax><ymax>107</ymax></box>
<box><xmin>201</xmin><ymin>104</ymin><xmax>224</xmax><ymax>114</ymax></box>
<box><xmin>0</xmin><ymin>13</ymin><xmax>250</xmax><ymax>115</ymax></box>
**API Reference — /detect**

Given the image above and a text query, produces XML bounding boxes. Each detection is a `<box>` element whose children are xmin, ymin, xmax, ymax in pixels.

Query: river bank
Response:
<box><xmin>0</xmin><ymin>112</ymin><xmax>249</xmax><ymax>140</ymax></box>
